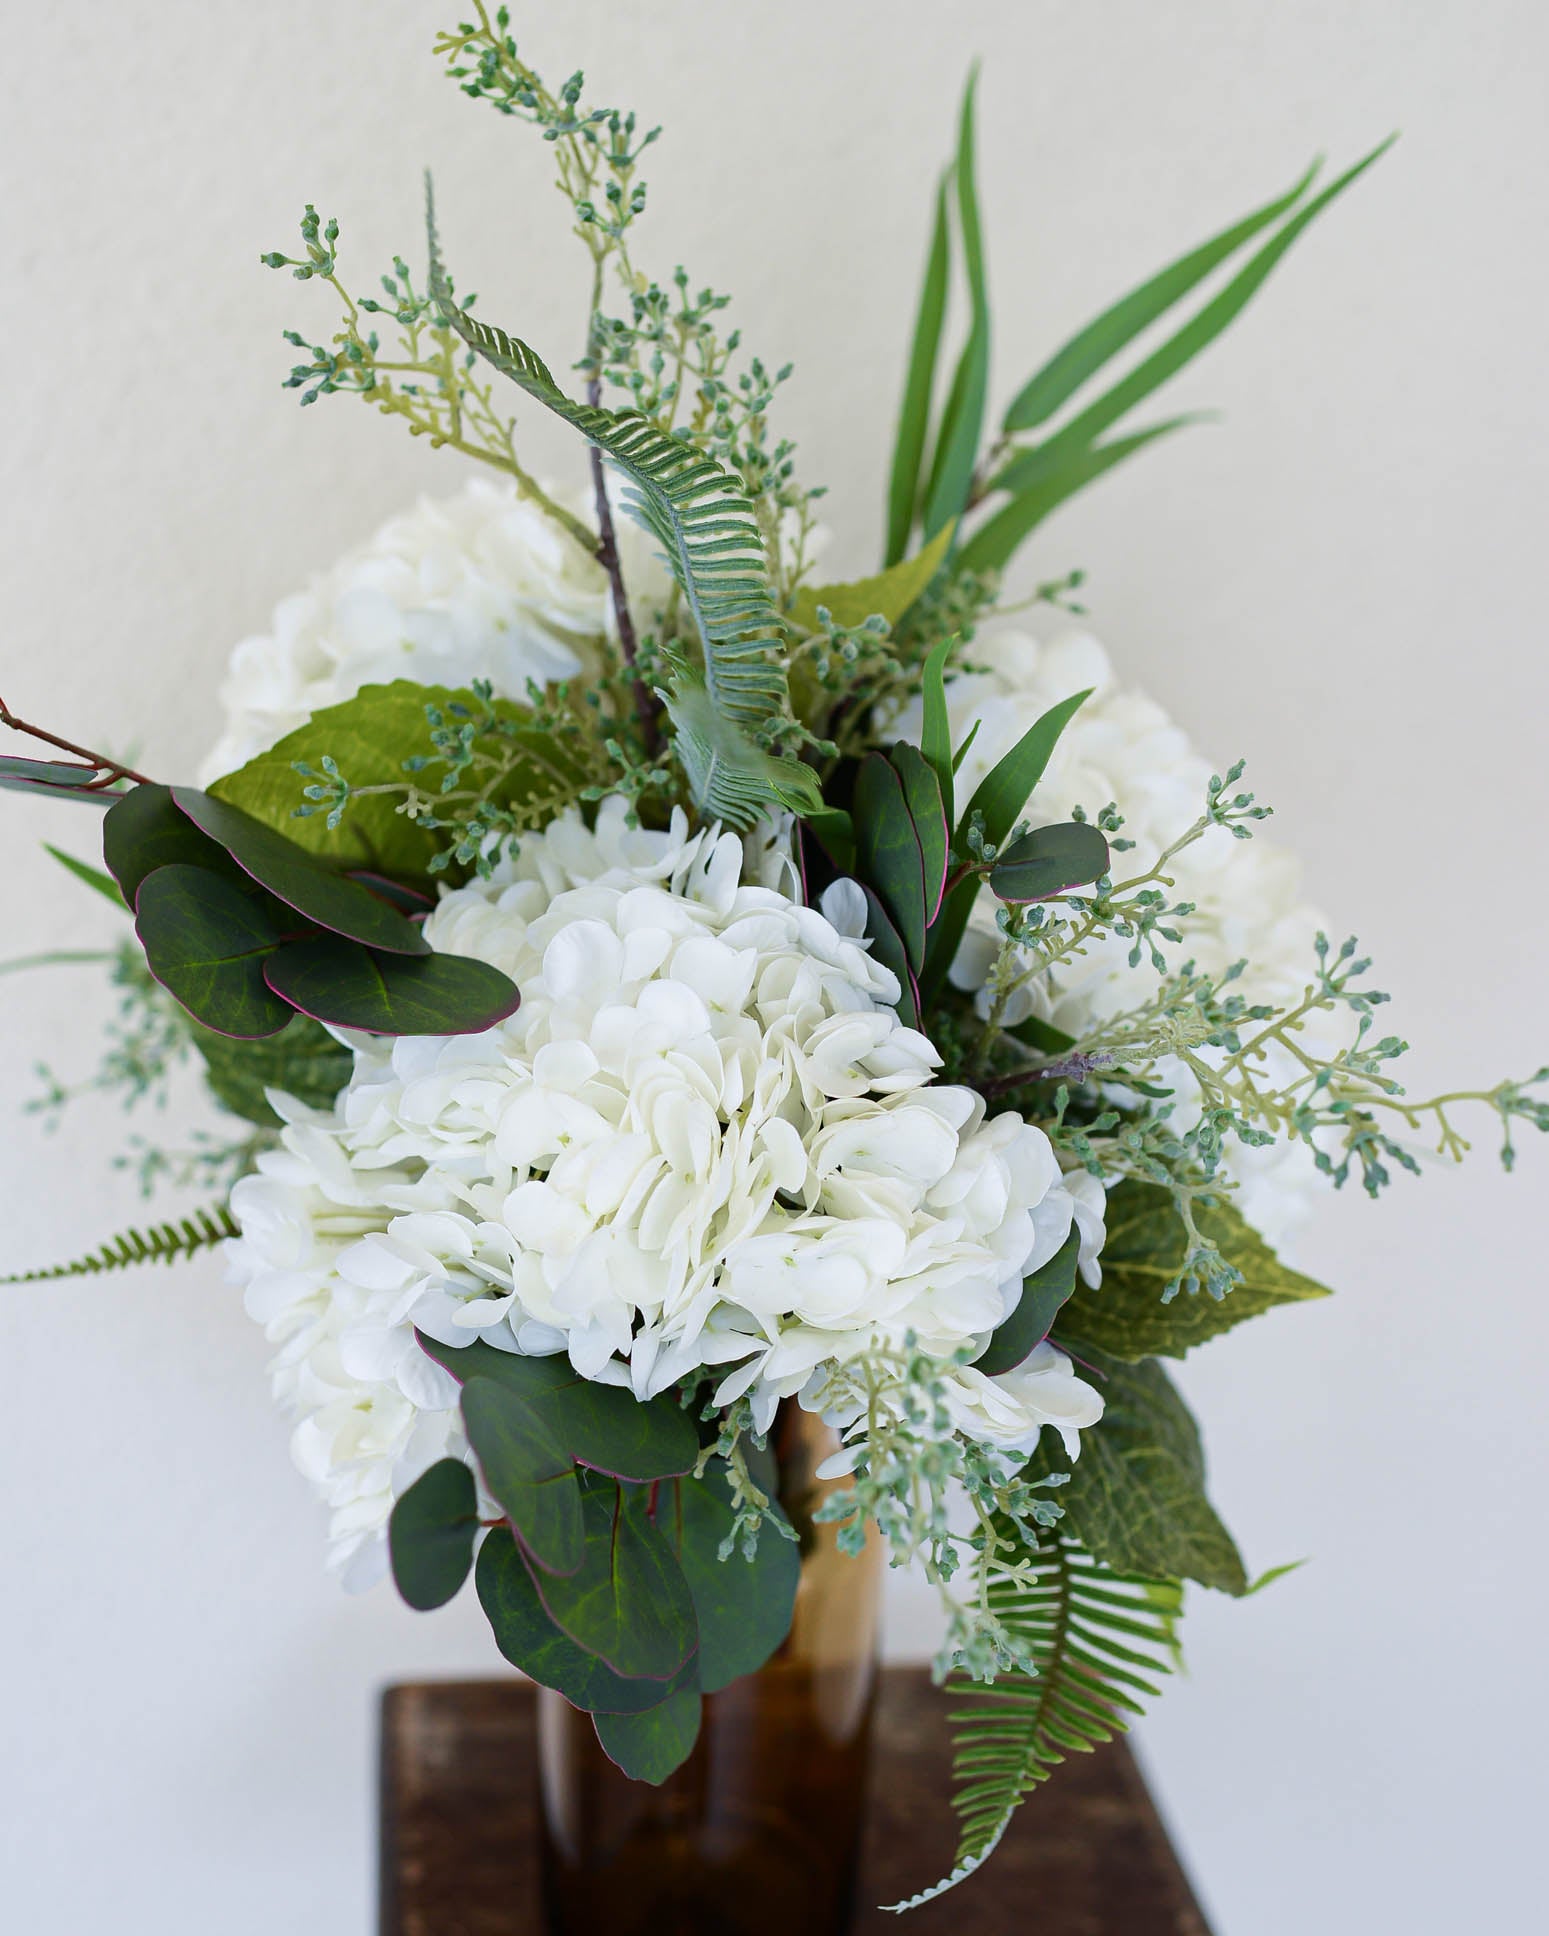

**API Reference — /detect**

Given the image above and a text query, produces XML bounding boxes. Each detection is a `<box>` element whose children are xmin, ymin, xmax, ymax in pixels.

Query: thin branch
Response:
<box><xmin>584</xmin><ymin>373</ymin><xmax>661</xmax><ymax>753</ymax></box>
<box><xmin>0</xmin><ymin>697</ymin><xmax>153</xmax><ymax>789</ymax></box>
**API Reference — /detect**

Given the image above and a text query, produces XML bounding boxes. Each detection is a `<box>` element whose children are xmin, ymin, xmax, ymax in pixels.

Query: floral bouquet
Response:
<box><xmin>5</xmin><ymin>7</ymin><xmax>1544</xmax><ymax>1915</ymax></box>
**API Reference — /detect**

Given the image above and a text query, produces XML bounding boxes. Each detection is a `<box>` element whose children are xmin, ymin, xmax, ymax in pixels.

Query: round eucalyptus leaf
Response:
<box><xmin>388</xmin><ymin>1457</ymin><xmax>479</xmax><ymax>1611</ymax></box>
<box><xmin>460</xmin><ymin>1376</ymin><xmax>585</xmax><ymax>1578</ymax></box>
<box><xmin>529</xmin><ymin>1479</ymin><xmax>698</xmax><ymax>1683</ymax></box>
<box><xmin>134</xmin><ymin>863</ymin><xmax>293</xmax><ymax>1040</ymax></box>
<box><xmin>105</xmin><ymin>784</ymin><xmax>240</xmax><ymax>904</ymax></box>
<box><xmin>974</xmin><ymin>1224</ymin><xmax>1083</xmax><ymax>1375</ymax></box>
<box><xmin>171</xmin><ymin>788</ymin><xmax>429</xmax><ymax>955</ymax></box>
<box><xmin>674</xmin><ymin>1463</ymin><xmax>801</xmax><ymax>1693</ymax></box>
<box><xmin>593</xmin><ymin>1683</ymin><xmax>703</xmax><ymax>1784</ymax></box>
<box><xmin>988</xmin><ymin>820</ymin><xmax>1110</xmax><ymax>905</ymax></box>
<box><xmin>262</xmin><ymin>935</ymin><xmax>520</xmax><ymax>1036</ymax></box>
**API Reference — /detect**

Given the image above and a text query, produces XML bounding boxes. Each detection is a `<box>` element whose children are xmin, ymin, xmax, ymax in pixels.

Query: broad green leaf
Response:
<box><xmin>388</xmin><ymin>1457</ymin><xmax>479</xmax><ymax>1611</ymax></box>
<box><xmin>45</xmin><ymin>845</ymin><xmax>125</xmax><ymax>908</ymax></box>
<box><xmin>991</xmin><ymin>140</ymin><xmax>1394</xmax><ymax>498</ymax></box>
<box><xmin>1002</xmin><ymin>161</ymin><xmax>1320</xmax><ymax>432</ymax></box>
<box><xmin>476</xmin><ymin>1526</ymin><xmax>698</xmax><ymax>1715</ymax></box>
<box><xmin>885</xmin><ymin>170</ymin><xmax>951</xmax><ymax>565</ymax></box>
<box><xmin>889</xmin><ymin>743</ymin><xmax>949</xmax><ymax>925</ymax></box>
<box><xmin>974</xmin><ymin>1225</ymin><xmax>1082</xmax><ymax>1376</ymax></box>
<box><xmin>262</xmin><ymin>935</ymin><xmax>521</xmax><ymax>1037</ymax></box>
<box><xmin>854</xmin><ymin>752</ymin><xmax>927</xmax><ymax>970</ymax></box>
<box><xmin>190</xmin><ymin>1013</ymin><xmax>353</xmax><ymax>1127</ymax></box>
<box><xmin>528</xmin><ymin>1479</ymin><xmax>698</xmax><ymax>1683</ymax></box>
<box><xmin>594</xmin><ymin>1684</ymin><xmax>703</xmax><ymax>1783</ymax></box>
<box><xmin>988</xmin><ymin>820</ymin><xmax>1110</xmax><ymax>904</ymax></box>
<box><xmin>860</xmin><ymin>884</ymin><xmax>919</xmax><ymax>1028</ymax></box>
<box><xmin>791</xmin><ymin>524</ymin><xmax>955</xmax><ymax>634</ymax></box>
<box><xmin>210</xmin><ymin>681</ymin><xmax>590</xmax><ymax>880</ymax></box>
<box><xmin>460</xmin><ymin>1376</ymin><xmax>584</xmax><ymax>1577</ymax></box>
<box><xmin>417</xmin><ymin>1333</ymin><xmax>577</xmax><ymax>1395</ymax></box>
<box><xmin>920</xmin><ymin>688</ymin><xmax>1092</xmax><ymax>1002</ymax></box>
<box><xmin>918</xmin><ymin>635</ymin><xmax>957</xmax><ymax>828</ymax></box>
<box><xmin>672</xmin><ymin>1463</ymin><xmax>800</xmax><ymax>1694</ymax></box>
<box><xmin>958</xmin><ymin>415</ymin><xmax>1204</xmax><ymax>577</ymax></box>
<box><xmin>172</xmin><ymin>789</ymin><xmax>428</xmax><ymax>955</ymax></box>
<box><xmin>134</xmin><ymin>864</ymin><xmax>293</xmax><ymax>1040</ymax></box>
<box><xmin>105</xmin><ymin>784</ymin><xmax>239</xmax><ymax>905</ymax></box>
<box><xmin>1058</xmin><ymin>1180</ymin><xmax>1331</xmax><ymax>1361</ymax></box>
<box><xmin>923</xmin><ymin>69</ymin><xmax>990</xmax><ymax>541</ymax></box>
<box><xmin>1026</xmin><ymin>1349</ymin><xmax>1248</xmax><ymax>1595</ymax></box>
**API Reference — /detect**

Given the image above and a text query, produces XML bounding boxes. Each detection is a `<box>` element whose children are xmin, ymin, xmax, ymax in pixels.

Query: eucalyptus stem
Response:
<box><xmin>0</xmin><ymin>698</ymin><xmax>152</xmax><ymax>790</ymax></box>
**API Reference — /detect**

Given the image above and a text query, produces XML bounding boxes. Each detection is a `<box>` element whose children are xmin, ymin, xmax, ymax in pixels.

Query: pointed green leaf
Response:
<box><xmin>594</xmin><ymin>1683</ymin><xmax>703</xmax><ymax>1783</ymax></box>
<box><xmin>672</xmin><ymin>1463</ymin><xmax>801</xmax><ymax>1693</ymax></box>
<box><xmin>885</xmin><ymin>170</ymin><xmax>952</xmax><ymax>565</ymax></box>
<box><xmin>388</xmin><ymin>1457</ymin><xmax>479</xmax><ymax>1611</ymax></box>
<box><xmin>528</xmin><ymin>1479</ymin><xmax>698</xmax><ymax>1683</ymax></box>
<box><xmin>1002</xmin><ymin>161</ymin><xmax>1320</xmax><ymax>432</ymax></box>
<box><xmin>44</xmin><ymin>845</ymin><xmax>125</xmax><ymax>908</ymax></box>
<box><xmin>171</xmin><ymin>788</ymin><xmax>428</xmax><ymax>955</ymax></box>
<box><xmin>988</xmin><ymin>820</ymin><xmax>1110</xmax><ymax>904</ymax></box>
<box><xmin>460</xmin><ymin>1376</ymin><xmax>584</xmax><ymax>1577</ymax></box>
<box><xmin>923</xmin><ymin>70</ymin><xmax>990</xmax><ymax>541</ymax></box>
<box><xmin>975</xmin><ymin>1225</ymin><xmax>1082</xmax><ymax>1376</ymax></box>
<box><xmin>262</xmin><ymin>934</ymin><xmax>520</xmax><ymax>1037</ymax></box>
<box><xmin>133</xmin><ymin>863</ymin><xmax>293</xmax><ymax>1040</ymax></box>
<box><xmin>860</xmin><ymin>883</ymin><xmax>920</xmax><ymax>1028</ymax></box>
<box><xmin>854</xmin><ymin>752</ymin><xmax>927</xmax><ymax>969</ymax></box>
<box><xmin>791</xmin><ymin>524</ymin><xmax>955</xmax><ymax>635</ymax></box>
<box><xmin>889</xmin><ymin>743</ymin><xmax>949</xmax><ymax>925</ymax></box>
<box><xmin>918</xmin><ymin>636</ymin><xmax>958</xmax><ymax>828</ymax></box>
<box><xmin>1058</xmin><ymin>1181</ymin><xmax>1331</xmax><ymax>1361</ymax></box>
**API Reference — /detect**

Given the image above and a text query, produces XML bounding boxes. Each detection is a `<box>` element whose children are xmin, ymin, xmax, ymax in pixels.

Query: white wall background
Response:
<box><xmin>2</xmin><ymin>2</ymin><xmax>1545</xmax><ymax>1930</ymax></box>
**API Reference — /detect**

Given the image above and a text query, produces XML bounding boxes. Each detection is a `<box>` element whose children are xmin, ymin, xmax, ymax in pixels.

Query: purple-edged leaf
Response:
<box><xmin>888</xmin><ymin>742</ymin><xmax>949</xmax><ymax>925</ymax></box>
<box><xmin>989</xmin><ymin>820</ymin><xmax>1110</xmax><ymax>904</ymax></box>
<box><xmin>975</xmin><ymin>1225</ymin><xmax>1083</xmax><ymax>1376</ymax></box>
<box><xmin>134</xmin><ymin>863</ymin><xmax>293</xmax><ymax>1040</ymax></box>
<box><xmin>460</xmin><ymin>1376</ymin><xmax>584</xmax><ymax>1578</ymax></box>
<box><xmin>802</xmin><ymin>806</ymin><xmax>856</xmax><ymax>876</ymax></box>
<box><xmin>105</xmin><ymin>784</ymin><xmax>239</xmax><ymax>904</ymax></box>
<box><xmin>477</xmin><ymin>1528</ymin><xmax>699</xmax><ymax>1716</ymax></box>
<box><xmin>593</xmin><ymin>1683</ymin><xmax>703</xmax><ymax>1783</ymax></box>
<box><xmin>918</xmin><ymin>636</ymin><xmax>957</xmax><ymax>829</ymax></box>
<box><xmin>860</xmin><ymin>884</ymin><xmax>920</xmax><ymax>1028</ymax></box>
<box><xmin>854</xmin><ymin>751</ymin><xmax>927</xmax><ymax>969</ymax></box>
<box><xmin>0</xmin><ymin>755</ymin><xmax>112</xmax><ymax>801</ymax></box>
<box><xmin>172</xmin><ymin>788</ymin><xmax>428</xmax><ymax>955</ymax></box>
<box><xmin>344</xmin><ymin>870</ymin><xmax>434</xmax><ymax>916</ymax></box>
<box><xmin>672</xmin><ymin>1462</ymin><xmax>800</xmax><ymax>1693</ymax></box>
<box><xmin>263</xmin><ymin>935</ymin><xmax>520</xmax><ymax>1036</ymax></box>
<box><xmin>388</xmin><ymin>1457</ymin><xmax>478</xmax><ymax>1611</ymax></box>
<box><xmin>527</xmin><ymin>1479</ymin><xmax>698</xmax><ymax>1683</ymax></box>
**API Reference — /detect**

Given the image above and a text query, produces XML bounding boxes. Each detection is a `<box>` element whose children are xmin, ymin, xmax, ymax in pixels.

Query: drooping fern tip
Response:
<box><xmin>2</xmin><ymin>1205</ymin><xmax>238</xmax><ymax>1285</ymax></box>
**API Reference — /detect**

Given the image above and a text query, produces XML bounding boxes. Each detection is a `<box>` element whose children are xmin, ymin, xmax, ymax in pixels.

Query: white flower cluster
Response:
<box><xmin>199</xmin><ymin>477</ymin><xmax>669</xmax><ymax>781</ymax></box>
<box><xmin>226</xmin><ymin>801</ymin><xmax>1105</xmax><ymax>1586</ymax></box>
<box><xmin>893</xmin><ymin>627</ymin><xmax>1332</xmax><ymax>1244</ymax></box>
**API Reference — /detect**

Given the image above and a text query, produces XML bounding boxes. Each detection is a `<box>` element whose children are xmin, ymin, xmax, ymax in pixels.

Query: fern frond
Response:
<box><xmin>2</xmin><ymin>1205</ymin><xmax>238</xmax><ymax>1284</ymax></box>
<box><xmin>885</xmin><ymin>1529</ymin><xmax>1182</xmax><ymax>1912</ymax></box>
<box><xmin>424</xmin><ymin>189</ymin><xmax>812</xmax><ymax>827</ymax></box>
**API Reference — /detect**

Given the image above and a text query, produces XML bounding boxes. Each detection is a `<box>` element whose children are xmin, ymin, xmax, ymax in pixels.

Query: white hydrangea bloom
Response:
<box><xmin>200</xmin><ymin>477</ymin><xmax>671</xmax><ymax>781</ymax></box>
<box><xmin>890</xmin><ymin>627</ymin><xmax>1332</xmax><ymax>1245</ymax></box>
<box><xmin>226</xmin><ymin>799</ymin><xmax>1105</xmax><ymax>1586</ymax></box>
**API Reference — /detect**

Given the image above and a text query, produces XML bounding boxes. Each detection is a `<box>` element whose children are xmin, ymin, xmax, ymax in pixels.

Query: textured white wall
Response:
<box><xmin>2</xmin><ymin>3</ymin><xmax>1545</xmax><ymax>1931</ymax></box>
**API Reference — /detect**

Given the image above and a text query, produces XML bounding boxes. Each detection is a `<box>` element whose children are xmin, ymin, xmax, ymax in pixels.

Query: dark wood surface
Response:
<box><xmin>380</xmin><ymin>1669</ymin><xmax>1211</xmax><ymax>1936</ymax></box>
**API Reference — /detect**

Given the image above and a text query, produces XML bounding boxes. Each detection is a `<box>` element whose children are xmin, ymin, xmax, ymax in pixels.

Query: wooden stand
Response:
<box><xmin>379</xmin><ymin>1669</ymin><xmax>1211</xmax><ymax>1935</ymax></box>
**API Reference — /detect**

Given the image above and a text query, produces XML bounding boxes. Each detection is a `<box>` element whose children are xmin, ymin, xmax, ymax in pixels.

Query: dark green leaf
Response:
<box><xmin>918</xmin><ymin>636</ymin><xmax>957</xmax><ymax>829</ymax></box>
<box><xmin>860</xmin><ymin>884</ymin><xmax>920</xmax><ymax>1028</ymax></box>
<box><xmin>476</xmin><ymin>1526</ymin><xmax>698</xmax><ymax>1715</ymax></box>
<box><xmin>923</xmin><ymin>70</ymin><xmax>990</xmax><ymax>541</ymax></box>
<box><xmin>460</xmin><ymin>1375</ymin><xmax>584</xmax><ymax>1577</ymax></box>
<box><xmin>988</xmin><ymin>820</ymin><xmax>1110</xmax><ymax>904</ymax></box>
<box><xmin>594</xmin><ymin>1684</ymin><xmax>703</xmax><ymax>1783</ymax></box>
<box><xmin>262</xmin><ymin>935</ymin><xmax>521</xmax><ymax>1036</ymax></box>
<box><xmin>1026</xmin><ymin>1350</ymin><xmax>1247</xmax><ymax>1594</ymax></box>
<box><xmin>529</xmin><ymin>1479</ymin><xmax>698</xmax><ymax>1683</ymax></box>
<box><xmin>854</xmin><ymin>752</ymin><xmax>927</xmax><ymax>969</ymax></box>
<box><xmin>792</xmin><ymin>525</ymin><xmax>955</xmax><ymax>634</ymax></box>
<box><xmin>802</xmin><ymin>806</ymin><xmax>856</xmax><ymax>876</ymax></box>
<box><xmin>45</xmin><ymin>844</ymin><xmax>125</xmax><ymax>907</ymax></box>
<box><xmin>885</xmin><ymin>170</ymin><xmax>952</xmax><ymax>565</ymax></box>
<box><xmin>134</xmin><ymin>863</ymin><xmax>293</xmax><ymax>1040</ymax></box>
<box><xmin>0</xmin><ymin>756</ymin><xmax>114</xmax><ymax>802</ymax></box>
<box><xmin>172</xmin><ymin>788</ymin><xmax>427</xmax><ymax>955</ymax></box>
<box><xmin>105</xmin><ymin>784</ymin><xmax>239</xmax><ymax>905</ymax></box>
<box><xmin>975</xmin><ymin>1226</ymin><xmax>1082</xmax><ymax>1376</ymax></box>
<box><xmin>958</xmin><ymin>416</ymin><xmax>1204</xmax><ymax>577</ymax></box>
<box><xmin>672</xmin><ymin>1463</ymin><xmax>800</xmax><ymax>1693</ymax></box>
<box><xmin>1002</xmin><ymin>161</ymin><xmax>1320</xmax><ymax>432</ymax></box>
<box><xmin>190</xmin><ymin>1013</ymin><xmax>353</xmax><ymax>1127</ymax></box>
<box><xmin>889</xmin><ymin>743</ymin><xmax>949</xmax><ymax>926</ymax></box>
<box><xmin>388</xmin><ymin>1457</ymin><xmax>479</xmax><ymax>1611</ymax></box>
<box><xmin>1058</xmin><ymin>1180</ymin><xmax>1330</xmax><ymax>1361</ymax></box>
<box><xmin>418</xmin><ymin>1332</ymin><xmax>578</xmax><ymax>1395</ymax></box>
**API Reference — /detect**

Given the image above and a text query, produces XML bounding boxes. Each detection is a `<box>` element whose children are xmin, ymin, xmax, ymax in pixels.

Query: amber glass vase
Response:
<box><xmin>537</xmin><ymin>1405</ymin><xmax>884</xmax><ymax>1936</ymax></box>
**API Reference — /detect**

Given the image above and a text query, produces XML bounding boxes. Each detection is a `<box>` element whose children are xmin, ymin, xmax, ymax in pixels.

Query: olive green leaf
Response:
<box><xmin>459</xmin><ymin>1375</ymin><xmax>584</xmax><ymax>1577</ymax></box>
<box><xmin>672</xmin><ymin>1462</ymin><xmax>801</xmax><ymax>1694</ymax></box>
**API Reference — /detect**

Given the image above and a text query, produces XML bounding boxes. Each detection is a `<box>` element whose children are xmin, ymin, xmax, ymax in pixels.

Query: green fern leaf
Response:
<box><xmin>886</xmin><ymin>1530</ymin><xmax>1181</xmax><ymax>1911</ymax></box>
<box><xmin>2</xmin><ymin>1204</ymin><xmax>238</xmax><ymax>1284</ymax></box>
<box><xmin>424</xmin><ymin>190</ymin><xmax>810</xmax><ymax>828</ymax></box>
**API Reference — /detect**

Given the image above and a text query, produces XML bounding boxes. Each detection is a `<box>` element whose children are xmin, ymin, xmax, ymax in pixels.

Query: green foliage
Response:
<box><xmin>885</xmin><ymin>172</ymin><xmax>951</xmax><ymax>566</ymax></box>
<box><xmin>388</xmin><ymin>1457</ymin><xmax>480</xmax><ymax>1610</ymax></box>
<box><xmin>461</xmin><ymin>1375</ymin><xmax>585</xmax><ymax>1576</ymax></box>
<box><xmin>789</xmin><ymin>525</ymin><xmax>955</xmax><ymax>636</ymax></box>
<box><xmin>987</xmin><ymin>820</ymin><xmax>1110</xmax><ymax>906</ymax></box>
<box><xmin>262</xmin><ymin>935</ymin><xmax>521</xmax><ymax>1037</ymax></box>
<box><xmin>134</xmin><ymin>865</ymin><xmax>294</xmax><ymax>1041</ymax></box>
<box><xmin>594</xmin><ymin>1684</ymin><xmax>703</xmax><ymax>1783</ymax></box>
<box><xmin>889</xmin><ymin>1530</ymin><xmax>1180</xmax><ymax>1911</ymax></box>
<box><xmin>532</xmin><ymin>1476</ymin><xmax>698</xmax><ymax>1681</ymax></box>
<box><xmin>922</xmin><ymin>70</ymin><xmax>991</xmax><ymax>544</ymax></box>
<box><xmin>1061</xmin><ymin>1182</ymin><xmax>1330</xmax><ymax>1356</ymax></box>
<box><xmin>974</xmin><ymin>1225</ymin><xmax>1081</xmax><ymax>1377</ymax></box>
<box><xmin>2</xmin><ymin>1204</ymin><xmax>237</xmax><ymax>1285</ymax></box>
<box><xmin>1027</xmin><ymin>1349</ymin><xmax>1248</xmax><ymax>1594</ymax></box>
<box><xmin>673</xmin><ymin>1459</ymin><xmax>801</xmax><ymax>1694</ymax></box>
<box><xmin>44</xmin><ymin>844</ymin><xmax>124</xmax><ymax>907</ymax></box>
<box><xmin>189</xmin><ymin>1014</ymin><xmax>352</xmax><ymax>1128</ymax></box>
<box><xmin>854</xmin><ymin>747</ymin><xmax>947</xmax><ymax>973</ymax></box>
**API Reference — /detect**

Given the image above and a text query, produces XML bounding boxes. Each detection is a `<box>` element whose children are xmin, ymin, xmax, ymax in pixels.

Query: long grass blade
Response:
<box><xmin>884</xmin><ymin>171</ymin><xmax>952</xmax><ymax>566</ymax></box>
<box><xmin>922</xmin><ymin>69</ymin><xmax>991</xmax><ymax>541</ymax></box>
